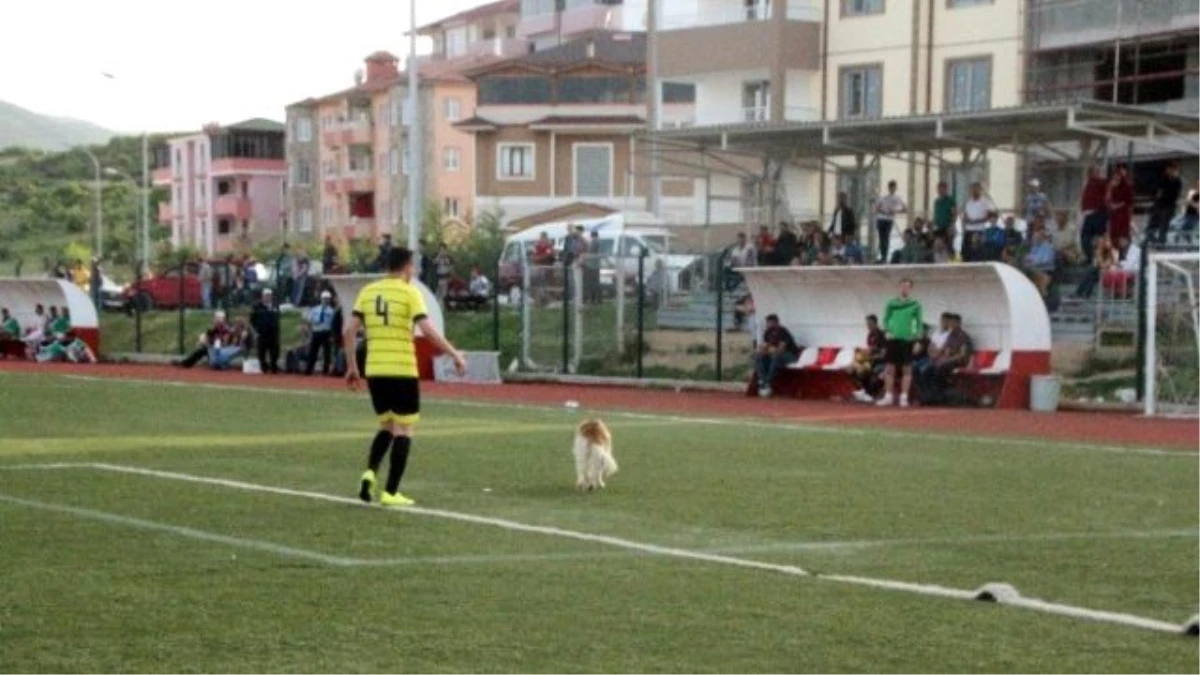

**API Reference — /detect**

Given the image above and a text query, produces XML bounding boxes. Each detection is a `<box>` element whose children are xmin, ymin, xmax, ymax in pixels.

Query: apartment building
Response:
<box><xmin>151</xmin><ymin>119</ymin><xmax>286</xmax><ymax>255</ymax></box>
<box><xmin>653</xmin><ymin>0</ymin><xmax>1028</xmax><ymax>225</ymax></box>
<box><xmin>457</xmin><ymin>31</ymin><xmax>701</xmax><ymax>225</ymax></box>
<box><xmin>1025</xmin><ymin>0</ymin><xmax>1199</xmax><ymax>204</ymax></box>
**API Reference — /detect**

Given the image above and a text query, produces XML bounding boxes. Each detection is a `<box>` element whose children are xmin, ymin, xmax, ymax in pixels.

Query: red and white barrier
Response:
<box><xmin>737</xmin><ymin>263</ymin><xmax>1052</xmax><ymax>409</ymax></box>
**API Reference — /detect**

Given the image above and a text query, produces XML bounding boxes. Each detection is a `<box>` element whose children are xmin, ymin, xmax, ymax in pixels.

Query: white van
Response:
<box><xmin>498</xmin><ymin>214</ymin><xmax>698</xmax><ymax>294</ymax></box>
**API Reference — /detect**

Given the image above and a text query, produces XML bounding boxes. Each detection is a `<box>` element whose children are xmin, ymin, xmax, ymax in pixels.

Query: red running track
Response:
<box><xmin>2</xmin><ymin>361</ymin><xmax>1196</xmax><ymax>451</ymax></box>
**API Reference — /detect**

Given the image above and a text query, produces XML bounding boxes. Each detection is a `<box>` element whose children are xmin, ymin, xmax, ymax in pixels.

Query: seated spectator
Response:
<box><xmin>208</xmin><ymin>319</ymin><xmax>249</xmax><ymax>370</ymax></box>
<box><xmin>733</xmin><ymin>294</ymin><xmax>755</xmax><ymax>336</ymax></box>
<box><xmin>916</xmin><ymin>313</ymin><xmax>973</xmax><ymax>405</ymax></box>
<box><xmin>36</xmin><ymin>331</ymin><xmax>97</xmax><ymax>364</ymax></box>
<box><xmin>982</xmin><ymin>215</ymin><xmax>1007</xmax><ymax>261</ymax></box>
<box><xmin>1075</xmin><ymin>237</ymin><xmax>1120</xmax><ymax>299</ymax></box>
<box><xmin>469</xmin><ymin>266</ymin><xmax>492</xmax><ymax>306</ymax></box>
<box><xmin>842</xmin><ymin>237</ymin><xmax>865</xmax><ymax>265</ymax></box>
<box><xmin>849</xmin><ymin>314</ymin><xmax>887</xmax><ymax>403</ymax></box>
<box><xmin>1020</xmin><ymin>229</ymin><xmax>1057</xmax><ymax>295</ymax></box>
<box><xmin>961</xmin><ymin>232</ymin><xmax>985</xmax><ymax>263</ymax></box>
<box><xmin>178</xmin><ymin>311</ymin><xmax>235</xmax><ymax>369</ymax></box>
<box><xmin>44</xmin><ymin>306</ymin><xmax>61</xmax><ymax>335</ymax></box>
<box><xmin>755</xmin><ymin>225</ymin><xmax>776</xmax><ymax>266</ymax></box>
<box><xmin>913</xmin><ymin>313</ymin><xmax>950</xmax><ymax>375</ymax></box>
<box><xmin>931</xmin><ymin>237</ymin><xmax>955</xmax><ymax>264</ymax></box>
<box><xmin>754</xmin><ymin>313</ymin><xmax>800</xmax><ymax>398</ymax></box>
<box><xmin>1002</xmin><ymin>215</ymin><xmax>1024</xmax><ymax>250</ymax></box>
<box><xmin>1102</xmin><ymin>237</ymin><xmax>1139</xmax><ymax>298</ymax></box>
<box><xmin>894</xmin><ymin>228</ymin><xmax>930</xmax><ymax>264</ymax></box>
<box><xmin>1050</xmin><ymin>212</ymin><xmax>1081</xmax><ymax>266</ymax></box>
<box><xmin>0</xmin><ymin>308</ymin><xmax>20</xmax><ymax>340</ymax></box>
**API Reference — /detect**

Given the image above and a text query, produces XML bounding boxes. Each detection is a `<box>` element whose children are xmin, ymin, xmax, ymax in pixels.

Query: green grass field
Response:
<box><xmin>0</xmin><ymin>371</ymin><xmax>1196</xmax><ymax>673</ymax></box>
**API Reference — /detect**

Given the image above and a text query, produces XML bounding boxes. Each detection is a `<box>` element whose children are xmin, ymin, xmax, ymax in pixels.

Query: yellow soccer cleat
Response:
<box><xmin>358</xmin><ymin>470</ymin><xmax>377</xmax><ymax>503</ymax></box>
<box><xmin>379</xmin><ymin>491</ymin><xmax>416</xmax><ymax>508</ymax></box>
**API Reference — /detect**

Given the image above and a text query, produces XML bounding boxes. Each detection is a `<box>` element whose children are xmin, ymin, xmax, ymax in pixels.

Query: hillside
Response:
<box><xmin>0</xmin><ymin>100</ymin><xmax>114</xmax><ymax>151</ymax></box>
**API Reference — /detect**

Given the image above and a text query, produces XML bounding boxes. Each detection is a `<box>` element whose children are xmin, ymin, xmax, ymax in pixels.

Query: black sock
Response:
<box><xmin>385</xmin><ymin>436</ymin><xmax>412</xmax><ymax>494</ymax></box>
<box><xmin>367</xmin><ymin>430</ymin><xmax>392</xmax><ymax>472</ymax></box>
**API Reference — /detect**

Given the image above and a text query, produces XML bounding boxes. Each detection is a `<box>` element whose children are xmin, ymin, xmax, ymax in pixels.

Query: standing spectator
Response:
<box><xmin>250</xmin><ymin>288</ymin><xmax>282</xmax><ymax>374</ymax></box>
<box><xmin>323</xmin><ymin>235</ymin><xmax>339</xmax><ymax>272</ymax></box>
<box><xmin>1106</xmin><ymin>165</ymin><xmax>1134</xmax><ymax>244</ymax></box>
<box><xmin>532</xmin><ymin>232</ymin><xmax>555</xmax><ymax>265</ymax></box>
<box><xmin>1147</xmin><ymin>161</ymin><xmax>1183</xmax><ymax>245</ymax></box>
<box><xmin>982</xmin><ymin>214</ymin><xmax>1007</xmax><ymax>261</ymax></box>
<box><xmin>961</xmin><ymin>181</ymin><xmax>995</xmax><ymax>236</ymax></box>
<box><xmin>199</xmin><ymin>258</ymin><xmax>214</xmax><ymax>310</ymax></box>
<box><xmin>274</xmin><ymin>243</ymin><xmax>293</xmax><ymax>299</ymax></box>
<box><xmin>771</xmin><ymin>222</ymin><xmax>798</xmax><ymax>267</ymax></box>
<box><xmin>931</xmin><ymin>181</ymin><xmax>957</xmax><ymax>248</ymax></box>
<box><xmin>583</xmin><ymin>231</ymin><xmax>602</xmax><ymax>304</ymax></box>
<box><xmin>828</xmin><ymin>191</ymin><xmax>857</xmax><ymax>241</ymax></box>
<box><xmin>1079</xmin><ymin>165</ymin><xmax>1110</xmax><ymax>264</ymax></box>
<box><xmin>873</xmin><ymin>181</ymin><xmax>907</xmax><ymax>264</ymax></box>
<box><xmin>877</xmin><ymin>278</ymin><xmax>923</xmax><ymax>407</ymax></box>
<box><xmin>1182</xmin><ymin>186</ymin><xmax>1199</xmax><ymax>241</ymax></box>
<box><xmin>433</xmin><ymin>244</ymin><xmax>453</xmax><ymax>303</ymax></box>
<box><xmin>292</xmin><ymin>254</ymin><xmax>310</xmax><ymax>306</ymax></box>
<box><xmin>304</xmin><ymin>291</ymin><xmax>337</xmax><ymax>376</ymax></box>
<box><xmin>71</xmin><ymin>259</ymin><xmax>90</xmax><ymax>295</ymax></box>
<box><xmin>849</xmin><ymin>314</ymin><xmax>887</xmax><ymax>402</ymax></box>
<box><xmin>1023</xmin><ymin>178</ymin><xmax>1054</xmax><ymax>223</ymax></box>
<box><xmin>755</xmin><ymin>225</ymin><xmax>776</xmax><ymax>266</ymax></box>
<box><xmin>726</xmin><ymin>232</ymin><xmax>756</xmax><ymax>291</ymax></box>
<box><xmin>754</xmin><ymin>313</ymin><xmax>800</xmax><ymax>398</ymax></box>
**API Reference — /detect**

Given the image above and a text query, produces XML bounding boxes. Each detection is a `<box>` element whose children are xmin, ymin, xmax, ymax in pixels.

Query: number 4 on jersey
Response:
<box><xmin>374</xmin><ymin>295</ymin><xmax>390</xmax><ymax>326</ymax></box>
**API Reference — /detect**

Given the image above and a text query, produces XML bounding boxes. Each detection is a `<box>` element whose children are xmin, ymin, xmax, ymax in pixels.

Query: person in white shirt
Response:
<box><xmin>961</xmin><ymin>182</ymin><xmax>996</xmax><ymax>233</ymax></box>
<box><xmin>725</xmin><ymin>232</ymin><xmax>757</xmax><ymax>291</ymax></box>
<box><xmin>469</xmin><ymin>266</ymin><xmax>491</xmax><ymax>299</ymax></box>
<box><xmin>874</xmin><ymin>181</ymin><xmax>907</xmax><ymax>264</ymax></box>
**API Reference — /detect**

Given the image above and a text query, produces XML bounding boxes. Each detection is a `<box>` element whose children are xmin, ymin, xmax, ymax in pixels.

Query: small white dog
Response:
<box><xmin>573</xmin><ymin>419</ymin><xmax>618</xmax><ymax>491</ymax></box>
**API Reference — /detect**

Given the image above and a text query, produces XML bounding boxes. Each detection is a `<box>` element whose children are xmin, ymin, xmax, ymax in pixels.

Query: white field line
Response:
<box><xmin>0</xmin><ymin>492</ymin><xmax>365</xmax><ymax>567</ymax></box>
<box><xmin>68</xmin><ymin>461</ymin><xmax>1190</xmax><ymax>635</ymax></box>
<box><xmin>51</xmin><ymin>373</ymin><xmax>1197</xmax><ymax>458</ymax></box>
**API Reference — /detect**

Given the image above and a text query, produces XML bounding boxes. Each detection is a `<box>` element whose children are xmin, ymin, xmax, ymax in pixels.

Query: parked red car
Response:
<box><xmin>123</xmin><ymin>270</ymin><xmax>203</xmax><ymax>310</ymax></box>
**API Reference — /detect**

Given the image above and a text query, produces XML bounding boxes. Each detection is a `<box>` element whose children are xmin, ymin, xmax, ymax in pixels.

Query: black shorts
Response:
<box><xmin>367</xmin><ymin>377</ymin><xmax>421</xmax><ymax>425</ymax></box>
<box><xmin>885</xmin><ymin>339</ymin><xmax>913</xmax><ymax>366</ymax></box>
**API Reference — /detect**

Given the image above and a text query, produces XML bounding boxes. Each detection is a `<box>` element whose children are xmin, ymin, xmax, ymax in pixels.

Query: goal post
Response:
<box><xmin>1143</xmin><ymin>250</ymin><xmax>1200</xmax><ymax>418</ymax></box>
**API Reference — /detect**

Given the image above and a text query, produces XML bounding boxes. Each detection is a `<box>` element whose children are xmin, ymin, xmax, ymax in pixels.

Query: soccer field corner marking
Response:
<box><xmin>40</xmin><ymin>460</ymin><xmax>1193</xmax><ymax>637</ymax></box>
<box><xmin>49</xmin><ymin>372</ymin><xmax>1199</xmax><ymax>458</ymax></box>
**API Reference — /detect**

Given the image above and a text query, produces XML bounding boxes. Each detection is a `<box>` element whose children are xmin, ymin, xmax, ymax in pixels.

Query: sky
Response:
<box><xmin>1</xmin><ymin>0</ymin><xmax>482</xmax><ymax>135</ymax></box>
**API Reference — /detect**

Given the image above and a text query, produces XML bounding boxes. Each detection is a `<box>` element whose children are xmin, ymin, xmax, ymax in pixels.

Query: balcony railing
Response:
<box><xmin>662</xmin><ymin>0</ymin><xmax>819</xmax><ymax>30</ymax></box>
<box><xmin>744</xmin><ymin>106</ymin><xmax>769</xmax><ymax>123</ymax></box>
<box><xmin>1031</xmin><ymin>0</ymin><xmax>1199</xmax><ymax>50</ymax></box>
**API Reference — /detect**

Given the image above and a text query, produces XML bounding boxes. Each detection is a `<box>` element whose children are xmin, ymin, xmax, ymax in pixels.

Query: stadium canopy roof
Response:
<box><xmin>646</xmin><ymin>100</ymin><xmax>1199</xmax><ymax>161</ymax></box>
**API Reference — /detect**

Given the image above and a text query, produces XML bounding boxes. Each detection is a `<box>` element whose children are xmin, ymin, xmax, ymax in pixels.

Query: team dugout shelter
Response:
<box><xmin>0</xmin><ymin>279</ymin><xmax>101</xmax><ymax>357</ymax></box>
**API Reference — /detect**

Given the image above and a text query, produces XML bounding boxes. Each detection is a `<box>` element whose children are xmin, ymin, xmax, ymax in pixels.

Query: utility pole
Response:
<box><xmin>142</xmin><ymin>133</ymin><xmax>150</xmax><ymax>265</ymax></box>
<box><xmin>646</xmin><ymin>0</ymin><xmax>661</xmax><ymax>217</ymax></box>
<box><xmin>407</xmin><ymin>0</ymin><xmax>423</xmax><ymax>261</ymax></box>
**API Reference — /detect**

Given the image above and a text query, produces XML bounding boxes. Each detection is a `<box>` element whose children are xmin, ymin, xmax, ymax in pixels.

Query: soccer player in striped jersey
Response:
<box><xmin>343</xmin><ymin>247</ymin><xmax>466</xmax><ymax>507</ymax></box>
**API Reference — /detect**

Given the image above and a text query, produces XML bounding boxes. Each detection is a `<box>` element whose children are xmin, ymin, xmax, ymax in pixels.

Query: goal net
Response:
<box><xmin>1144</xmin><ymin>251</ymin><xmax>1200</xmax><ymax>417</ymax></box>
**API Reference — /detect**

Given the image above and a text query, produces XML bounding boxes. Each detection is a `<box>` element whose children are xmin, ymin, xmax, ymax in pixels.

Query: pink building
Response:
<box><xmin>152</xmin><ymin>119</ymin><xmax>287</xmax><ymax>256</ymax></box>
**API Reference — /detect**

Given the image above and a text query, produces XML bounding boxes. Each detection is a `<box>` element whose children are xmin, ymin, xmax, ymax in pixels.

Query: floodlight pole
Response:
<box><xmin>407</xmin><ymin>0</ymin><xmax>423</xmax><ymax>265</ymax></box>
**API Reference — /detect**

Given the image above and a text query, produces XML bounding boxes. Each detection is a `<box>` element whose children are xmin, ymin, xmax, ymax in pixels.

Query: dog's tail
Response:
<box><xmin>595</xmin><ymin>445</ymin><xmax>619</xmax><ymax>477</ymax></box>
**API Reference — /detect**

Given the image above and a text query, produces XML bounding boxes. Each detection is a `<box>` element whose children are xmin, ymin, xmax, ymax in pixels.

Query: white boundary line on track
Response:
<box><xmin>13</xmin><ymin>460</ymin><xmax>1181</xmax><ymax>636</ymax></box>
<box><xmin>48</xmin><ymin>373</ymin><xmax>1197</xmax><ymax>458</ymax></box>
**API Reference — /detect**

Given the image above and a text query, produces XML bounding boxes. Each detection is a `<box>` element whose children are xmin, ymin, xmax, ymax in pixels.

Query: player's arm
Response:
<box><xmin>416</xmin><ymin>317</ymin><xmax>466</xmax><ymax>376</ymax></box>
<box><xmin>344</xmin><ymin>311</ymin><xmax>364</xmax><ymax>389</ymax></box>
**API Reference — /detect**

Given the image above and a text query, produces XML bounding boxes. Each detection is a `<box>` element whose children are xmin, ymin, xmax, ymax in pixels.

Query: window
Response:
<box><xmin>322</xmin><ymin>205</ymin><xmax>335</xmax><ymax>226</ymax></box>
<box><xmin>946</xmin><ymin>57</ymin><xmax>992</xmax><ymax>112</ymax></box>
<box><xmin>573</xmin><ymin>144</ymin><xmax>612</xmax><ymax>198</ymax></box>
<box><xmin>443</xmin><ymin>146</ymin><xmax>461</xmax><ymax>172</ymax></box>
<box><xmin>390</xmin><ymin>149</ymin><xmax>399</xmax><ymax>176</ymax></box>
<box><xmin>948</xmin><ymin>0</ymin><xmax>992</xmax><ymax>6</ymax></box>
<box><xmin>292</xmin><ymin>161</ymin><xmax>311</xmax><ymax>185</ymax></box>
<box><xmin>520</xmin><ymin>0</ymin><xmax>555</xmax><ymax>17</ymax></box>
<box><xmin>391</xmin><ymin>97</ymin><xmax>403</xmax><ymax>127</ymax></box>
<box><xmin>444</xmin><ymin>197</ymin><xmax>460</xmax><ymax>218</ymax></box>
<box><xmin>198</xmin><ymin>181</ymin><xmax>207</xmax><ymax>200</ymax></box>
<box><xmin>478</xmin><ymin>77</ymin><xmax>553</xmax><ymax>105</ymax></box>
<box><xmin>836</xmin><ymin>166</ymin><xmax>880</xmax><ymax>208</ymax></box>
<box><xmin>402</xmin><ymin>149</ymin><xmax>411</xmax><ymax>175</ymax></box>
<box><xmin>662</xmin><ymin>82</ymin><xmax>697</xmax><ymax>104</ymax></box>
<box><xmin>842</xmin><ymin>0</ymin><xmax>884</xmax><ymax>16</ymax></box>
<box><xmin>498</xmin><ymin>143</ymin><xmax>535</xmax><ymax>180</ymax></box>
<box><xmin>446</xmin><ymin>28</ymin><xmax>467</xmax><ymax>58</ymax></box>
<box><xmin>174</xmin><ymin>186</ymin><xmax>182</xmax><ymax>204</ymax></box>
<box><xmin>218</xmin><ymin>218</ymin><xmax>233</xmax><ymax>235</ymax></box>
<box><xmin>323</xmin><ymin>160</ymin><xmax>337</xmax><ymax>178</ymax></box>
<box><xmin>742</xmin><ymin>81</ymin><xmax>770</xmax><ymax>122</ymax></box>
<box><xmin>299</xmin><ymin>209</ymin><xmax>314</xmax><ymax>233</ymax></box>
<box><xmin>840</xmin><ymin>65</ymin><xmax>883</xmax><ymax>119</ymax></box>
<box><xmin>558</xmin><ymin>76</ymin><xmax>634</xmax><ymax>104</ymax></box>
<box><xmin>444</xmin><ymin>97</ymin><xmax>461</xmax><ymax>121</ymax></box>
<box><xmin>295</xmin><ymin>117</ymin><xmax>313</xmax><ymax>142</ymax></box>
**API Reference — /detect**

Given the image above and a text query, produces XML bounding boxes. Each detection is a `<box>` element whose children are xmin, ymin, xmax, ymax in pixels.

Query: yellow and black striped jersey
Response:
<box><xmin>352</xmin><ymin>278</ymin><xmax>428</xmax><ymax>378</ymax></box>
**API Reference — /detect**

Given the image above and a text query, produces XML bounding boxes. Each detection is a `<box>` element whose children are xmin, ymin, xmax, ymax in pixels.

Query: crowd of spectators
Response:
<box><xmin>0</xmin><ymin>303</ymin><xmax>95</xmax><ymax>364</ymax></box>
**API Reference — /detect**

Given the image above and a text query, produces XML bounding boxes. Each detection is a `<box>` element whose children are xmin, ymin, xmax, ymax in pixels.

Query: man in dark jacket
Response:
<box><xmin>755</xmin><ymin>313</ymin><xmax>801</xmax><ymax>397</ymax></box>
<box><xmin>250</xmin><ymin>288</ymin><xmax>282</xmax><ymax>374</ymax></box>
<box><xmin>828</xmin><ymin>192</ymin><xmax>857</xmax><ymax>241</ymax></box>
<box><xmin>772</xmin><ymin>222</ymin><xmax>798</xmax><ymax>266</ymax></box>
